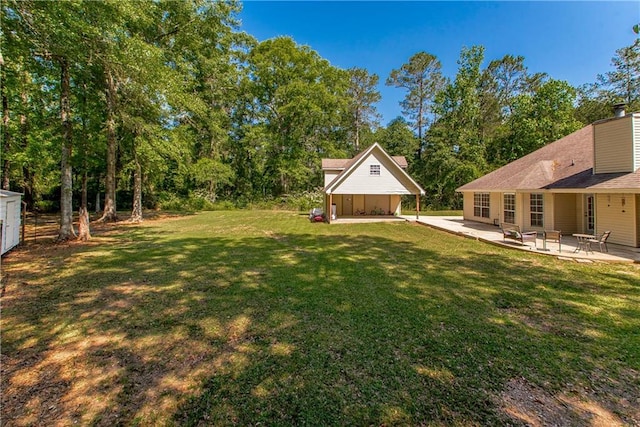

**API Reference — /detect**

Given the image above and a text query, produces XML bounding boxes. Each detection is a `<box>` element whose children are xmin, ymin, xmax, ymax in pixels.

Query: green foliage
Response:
<box><xmin>281</xmin><ymin>188</ymin><xmax>324</xmax><ymax>212</ymax></box>
<box><xmin>2</xmin><ymin>0</ymin><xmax>638</xmax><ymax>216</ymax></box>
<box><xmin>386</xmin><ymin>51</ymin><xmax>446</xmax><ymax>146</ymax></box>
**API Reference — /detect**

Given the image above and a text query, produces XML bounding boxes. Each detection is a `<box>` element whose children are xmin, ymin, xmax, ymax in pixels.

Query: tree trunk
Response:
<box><xmin>130</xmin><ymin>139</ymin><xmax>143</xmax><ymax>223</ymax></box>
<box><xmin>77</xmin><ymin>83</ymin><xmax>91</xmax><ymax>241</ymax></box>
<box><xmin>99</xmin><ymin>68</ymin><xmax>118</xmax><ymax>222</ymax></box>
<box><xmin>57</xmin><ymin>57</ymin><xmax>76</xmax><ymax>241</ymax></box>
<box><xmin>20</xmin><ymin>72</ymin><xmax>33</xmax><ymax>209</ymax></box>
<box><xmin>1</xmin><ymin>62</ymin><xmax>10</xmax><ymax>190</ymax></box>
<box><xmin>78</xmin><ymin>171</ymin><xmax>91</xmax><ymax>240</ymax></box>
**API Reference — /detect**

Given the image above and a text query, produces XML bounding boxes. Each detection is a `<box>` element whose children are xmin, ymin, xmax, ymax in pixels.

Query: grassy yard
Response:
<box><xmin>1</xmin><ymin>210</ymin><xmax>639</xmax><ymax>426</ymax></box>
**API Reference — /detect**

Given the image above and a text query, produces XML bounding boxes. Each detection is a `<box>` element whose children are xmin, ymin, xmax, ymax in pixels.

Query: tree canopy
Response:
<box><xmin>1</xmin><ymin>0</ymin><xmax>638</xmax><ymax>233</ymax></box>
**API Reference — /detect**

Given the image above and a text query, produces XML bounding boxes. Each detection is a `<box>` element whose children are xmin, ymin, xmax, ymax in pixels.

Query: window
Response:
<box><xmin>473</xmin><ymin>193</ymin><xmax>490</xmax><ymax>218</ymax></box>
<box><xmin>503</xmin><ymin>193</ymin><xmax>515</xmax><ymax>224</ymax></box>
<box><xmin>370</xmin><ymin>164</ymin><xmax>380</xmax><ymax>176</ymax></box>
<box><xmin>530</xmin><ymin>193</ymin><xmax>543</xmax><ymax>227</ymax></box>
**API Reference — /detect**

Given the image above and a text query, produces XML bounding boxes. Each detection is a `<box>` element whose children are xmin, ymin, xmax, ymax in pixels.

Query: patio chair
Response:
<box><xmin>587</xmin><ymin>231</ymin><xmax>611</xmax><ymax>253</ymax></box>
<box><xmin>543</xmin><ymin>230</ymin><xmax>562</xmax><ymax>252</ymax></box>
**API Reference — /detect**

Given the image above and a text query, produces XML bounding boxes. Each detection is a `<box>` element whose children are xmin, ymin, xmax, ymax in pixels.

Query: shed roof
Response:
<box><xmin>0</xmin><ymin>190</ymin><xmax>23</xmax><ymax>198</ymax></box>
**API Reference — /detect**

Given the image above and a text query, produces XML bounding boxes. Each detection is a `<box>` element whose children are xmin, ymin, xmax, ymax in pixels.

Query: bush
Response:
<box><xmin>282</xmin><ymin>188</ymin><xmax>323</xmax><ymax>212</ymax></box>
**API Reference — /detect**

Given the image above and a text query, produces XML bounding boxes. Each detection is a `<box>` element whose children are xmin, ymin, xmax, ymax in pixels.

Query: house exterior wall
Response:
<box><xmin>637</xmin><ymin>195</ymin><xmax>640</xmax><ymax>245</ymax></box>
<box><xmin>364</xmin><ymin>195</ymin><xmax>390</xmax><ymax>213</ymax></box>
<box><xmin>390</xmin><ymin>195</ymin><xmax>401</xmax><ymax>215</ymax></box>
<box><xmin>331</xmin><ymin>152</ymin><xmax>414</xmax><ymax>195</ymax></box>
<box><xmin>462</xmin><ymin>192</ymin><xmax>494</xmax><ymax>225</ymax></box>
<box><xmin>634</xmin><ymin>115</ymin><xmax>640</xmax><ymax>170</ymax></box>
<box><xmin>594</xmin><ymin>115</ymin><xmax>634</xmax><ymax>173</ymax></box>
<box><xmin>353</xmin><ymin>194</ymin><xmax>365</xmax><ymax>213</ymax></box>
<box><xmin>324</xmin><ymin>171</ymin><xmax>340</xmax><ymax>187</ymax></box>
<box><xmin>595</xmin><ymin>193</ymin><xmax>638</xmax><ymax>247</ymax></box>
<box><xmin>553</xmin><ymin>193</ymin><xmax>578</xmax><ymax>234</ymax></box>
<box><xmin>490</xmin><ymin>193</ymin><xmax>501</xmax><ymax>224</ymax></box>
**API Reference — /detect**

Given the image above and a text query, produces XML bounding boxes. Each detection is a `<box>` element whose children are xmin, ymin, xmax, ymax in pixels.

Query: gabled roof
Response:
<box><xmin>457</xmin><ymin>124</ymin><xmax>640</xmax><ymax>192</ymax></box>
<box><xmin>323</xmin><ymin>143</ymin><xmax>424</xmax><ymax>195</ymax></box>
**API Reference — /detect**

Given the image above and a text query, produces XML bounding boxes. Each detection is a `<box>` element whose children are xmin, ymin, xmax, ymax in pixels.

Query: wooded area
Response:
<box><xmin>1</xmin><ymin>0</ymin><xmax>639</xmax><ymax>240</ymax></box>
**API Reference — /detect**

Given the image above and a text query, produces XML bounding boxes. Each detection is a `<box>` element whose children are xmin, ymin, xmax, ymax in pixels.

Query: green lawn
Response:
<box><xmin>2</xmin><ymin>210</ymin><xmax>639</xmax><ymax>426</ymax></box>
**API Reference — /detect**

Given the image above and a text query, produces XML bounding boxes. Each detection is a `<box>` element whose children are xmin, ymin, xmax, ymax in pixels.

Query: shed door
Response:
<box><xmin>4</xmin><ymin>201</ymin><xmax>18</xmax><ymax>250</ymax></box>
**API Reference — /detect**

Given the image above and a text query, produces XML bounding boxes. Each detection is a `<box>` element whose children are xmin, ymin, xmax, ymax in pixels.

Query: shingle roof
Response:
<box><xmin>457</xmin><ymin>125</ymin><xmax>640</xmax><ymax>192</ymax></box>
<box><xmin>458</xmin><ymin>126</ymin><xmax>594</xmax><ymax>191</ymax></box>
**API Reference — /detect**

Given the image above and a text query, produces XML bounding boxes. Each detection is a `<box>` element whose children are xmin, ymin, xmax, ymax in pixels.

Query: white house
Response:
<box><xmin>1</xmin><ymin>190</ymin><xmax>22</xmax><ymax>255</ymax></box>
<box><xmin>322</xmin><ymin>143</ymin><xmax>425</xmax><ymax>223</ymax></box>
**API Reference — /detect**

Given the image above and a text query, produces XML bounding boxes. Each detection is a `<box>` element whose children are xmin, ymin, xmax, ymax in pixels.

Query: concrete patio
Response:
<box><xmin>403</xmin><ymin>215</ymin><xmax>640</xmax><ymax>264</ymax></box>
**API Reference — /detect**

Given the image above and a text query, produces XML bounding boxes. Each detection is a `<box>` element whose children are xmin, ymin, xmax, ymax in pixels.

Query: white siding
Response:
<box><xmin>331</xmin><ymin>152</ymin><xmax>414</xmax><ymax>195</ymax></box>
<box><xmin>634</xmin><ymin>115</ymin><xmax>640</xmax><ymax>170</ymax></box>
<box><xmin>594</xmin><ymin>116</ymin><xmax>634</xmax><ymax>173</ymax></box>
<box><xmin>595</xmin><ymin>193</ymin><xmax>637</xmax><ymax>247</ymax></box>
<box><xmin>324</xmin><ymin>171</ymin><xmax>340</xmax><ymax>187</ymax></box>
<box><xmin>1</xmin><ymin>194</ymin><xmax>22</xmax><ymax>255</ymax></box>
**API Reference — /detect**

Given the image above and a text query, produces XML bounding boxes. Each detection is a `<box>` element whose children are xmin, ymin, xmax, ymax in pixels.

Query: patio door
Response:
<box><xmin>584</xmin><ymin>194</ymin><xmax>595</xmax><ymax>233</ymax></box>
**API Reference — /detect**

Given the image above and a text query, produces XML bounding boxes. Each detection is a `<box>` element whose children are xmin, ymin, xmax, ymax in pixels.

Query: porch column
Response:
<box><xmin>328</xmin><ymin>193</ymin><xmax>333</xmax><ymax>224</ymax></box>
<box><xmin>416</xmin><ymin>194</ymin><xmax>420</xmax><ymax>220</ymax></box>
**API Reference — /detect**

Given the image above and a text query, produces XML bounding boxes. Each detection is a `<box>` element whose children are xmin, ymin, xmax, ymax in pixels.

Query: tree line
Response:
<box><xmin>1</xmin><ymin>0</ymin><xmax>639</xmax><ymax>240</ymax></box>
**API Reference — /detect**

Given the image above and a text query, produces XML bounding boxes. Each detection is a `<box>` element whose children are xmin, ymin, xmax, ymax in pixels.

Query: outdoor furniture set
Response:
<box><xmin>500</xmin><ymin>223</ymin><xmax>611</xmax><ymax>254</ymax></box>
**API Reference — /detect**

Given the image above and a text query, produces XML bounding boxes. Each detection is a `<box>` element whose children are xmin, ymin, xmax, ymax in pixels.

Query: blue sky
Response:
<box><xmin>239</xmin><ymin>1</ymin><xmax>640</xmax><ymax>125</ymax></box>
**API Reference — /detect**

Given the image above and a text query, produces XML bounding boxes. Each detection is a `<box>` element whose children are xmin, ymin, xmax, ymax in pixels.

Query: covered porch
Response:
<box><xmin>325</xmin><ymin>193</ymin><xmax>421</xmax><ymax>223</ymax></box>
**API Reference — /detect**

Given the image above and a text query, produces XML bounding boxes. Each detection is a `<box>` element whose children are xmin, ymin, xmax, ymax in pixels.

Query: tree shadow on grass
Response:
<box><xmin>1</xmin><ymin>221</ymin><xmax>639</xmax><ymax>425</ymax></box>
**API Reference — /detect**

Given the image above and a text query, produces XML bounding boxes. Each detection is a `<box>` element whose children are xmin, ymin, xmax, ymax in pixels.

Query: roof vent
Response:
<box><xmin>613</xmin><ymin>102</ymin><xmax>626</xmax><ymax>118</ymax></box>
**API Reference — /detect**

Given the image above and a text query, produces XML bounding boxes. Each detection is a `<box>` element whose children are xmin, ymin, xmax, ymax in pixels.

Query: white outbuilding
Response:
<box><xmin>1</xmin><ymin>190</ymin><xmax>23</xmax><ymax>255</ymax></box>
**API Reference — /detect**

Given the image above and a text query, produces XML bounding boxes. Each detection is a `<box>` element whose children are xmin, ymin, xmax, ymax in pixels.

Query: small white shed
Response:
<box><xmin>1</xmin><ymin>190</ymin><xmax>23</xmax><ymax>255</ymax></box>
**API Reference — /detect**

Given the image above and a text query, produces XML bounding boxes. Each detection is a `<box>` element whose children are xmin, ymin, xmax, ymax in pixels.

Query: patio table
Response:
<box><xmin>573</xmin><ymin>233</ymin><xmax>595</xmax><ymax>253</ymax></box>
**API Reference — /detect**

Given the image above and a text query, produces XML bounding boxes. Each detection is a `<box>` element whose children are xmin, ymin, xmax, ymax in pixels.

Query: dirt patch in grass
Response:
<box><xmin>498</xmin><ymin>375</ymin><xmax>639</xmax><ymax>426</ymax></box>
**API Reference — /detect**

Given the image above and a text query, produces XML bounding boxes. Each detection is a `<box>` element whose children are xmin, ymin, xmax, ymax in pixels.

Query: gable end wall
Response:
<box><xmin>594</xmin><ymin>116</ymin><xmax>633</xmax><ymax>173</ymax></box>
<box><xmin>331</xmin><ymin>151</ymin><xmax>415</xmax><ymax>195</ymax></box>
<box><xmin>634</xmin><ymin>115</ymin><xmax>640</xmax><ymax>170</ymax></box>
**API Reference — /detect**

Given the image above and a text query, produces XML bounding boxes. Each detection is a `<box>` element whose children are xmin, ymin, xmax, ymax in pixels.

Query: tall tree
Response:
<box><xmin>346</xmin><ymin>67</ymin><xmax>380</xmax><ymax>153</ymax></box>
<box><xmin>245</xmin><ymin>37</ymin><xmax>348</xmax><ymax>195</ymax></box>
<box><xmin>8</xmin><ymin>0</ymin><xmax>88</xmax><ymax>240</ymax></box>
<box><xmin>422</xmin><ymin>46</ymin><xmax>487</xmax><ymax>209</ymax></box>
<box><xmin>505</xmin><ymin>79</ymin><xmax>582</xmax><ymax>161</ymax></box>
<box><xmin>376</xmin><ymin>117</ymin><xmax>419</xmax><ymax>161</ymax></box>
<box><xmin>597</xmin><ymin>39</ymin><xmax>640</xmax><ymax>110</ymax></box>
<box><xmin>386</xmin><ymin>52</ymin><xmax>445</xmax><ymax>158</ymax></box>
